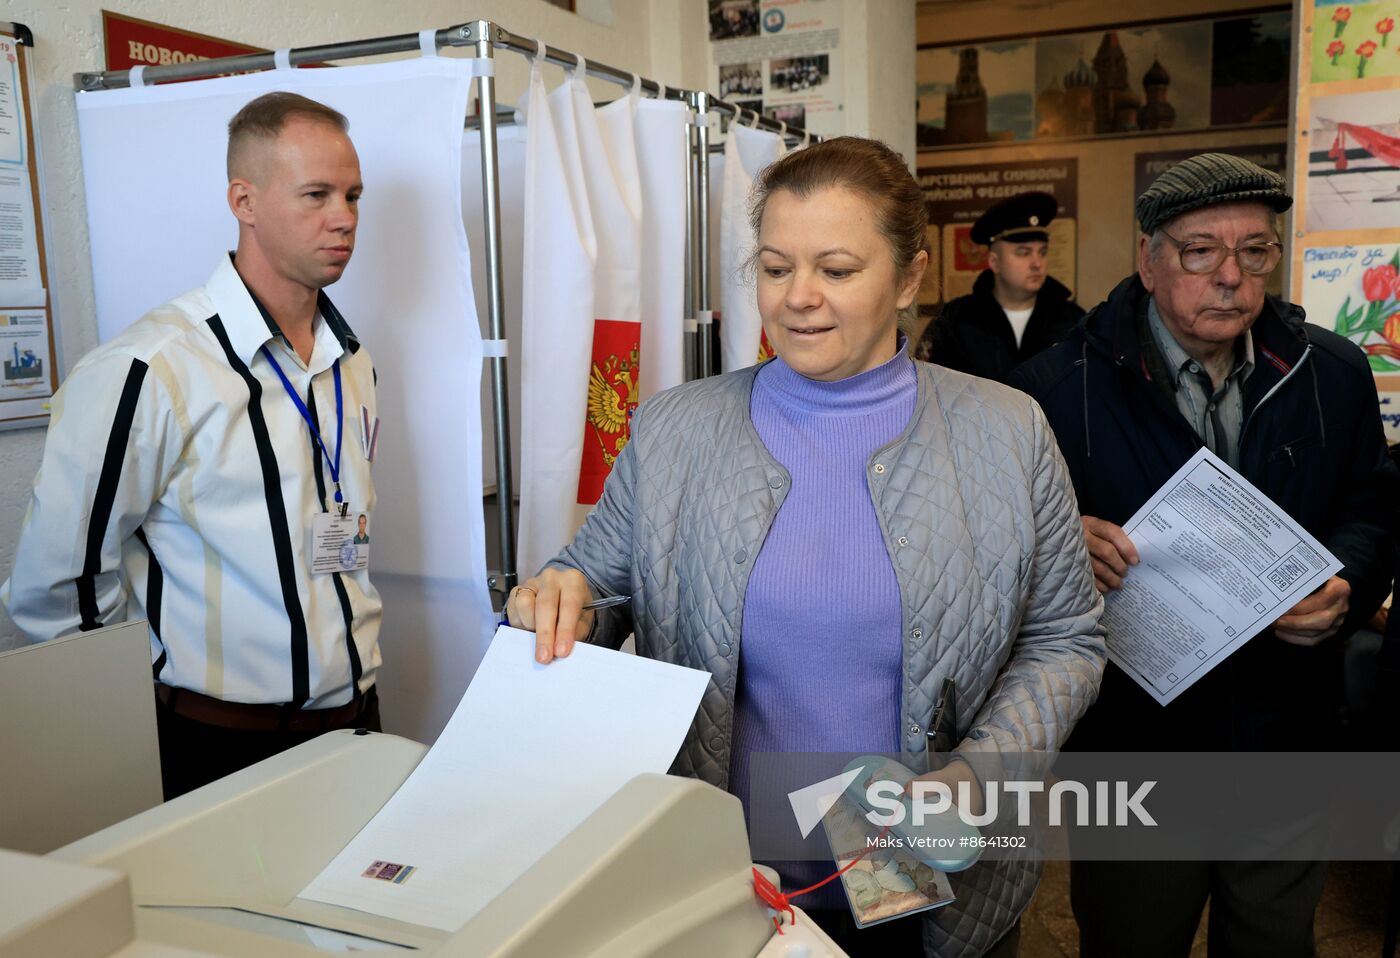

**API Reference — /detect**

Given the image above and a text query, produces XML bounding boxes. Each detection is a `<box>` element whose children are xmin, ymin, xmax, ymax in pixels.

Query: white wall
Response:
<box><xmin>0</xmin><ymin>0</ymin><xmax>673</xmax><ymax>650</ymax></box>
<box><xmin>857</xmin><ymin>0</ymin><xmax>917</xmax><ymax>162</ymax></box>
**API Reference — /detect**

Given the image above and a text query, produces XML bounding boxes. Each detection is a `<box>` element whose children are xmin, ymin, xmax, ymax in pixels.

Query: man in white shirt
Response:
<box><xmin>3</xmin><ymin>92</ymin><xmax>383</xmax><ymax>799</ymax></box>
<box><xmin>916</xmin><ymin>191</ymin><xmax>1084</xmax><ymax>382</ymax></box>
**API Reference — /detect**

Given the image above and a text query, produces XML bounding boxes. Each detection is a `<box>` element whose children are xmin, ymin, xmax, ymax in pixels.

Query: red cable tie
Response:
<box><xmin>750</xmin><ymin>824</ymin><xmax>894</xmax><ymax>934</ymax></box>
<box><xmin>752</xmin><ymin>867</ymin><xmax>793</xmax><ymax>934</ymax></box>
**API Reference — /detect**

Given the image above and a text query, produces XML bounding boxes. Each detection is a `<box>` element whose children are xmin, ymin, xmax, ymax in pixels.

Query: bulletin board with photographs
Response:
<box><xmin>916</xmin><ymin>8</ymin><xmax>1291</xmax><ymax>152</ymax></box>
<box><xmin>1290</xmin><ymin>0</ymin><xmax>1400</xmax><ymax>441</ymax></box>
<box><xmin>0</xmin><ymin>23</ymin><xmax>59</xmax><ymax>430</ymax></box>
<box><xmin>709</xmin><ymin>0</ymin><xmax>844</xmax><ymax>138</ymax></box>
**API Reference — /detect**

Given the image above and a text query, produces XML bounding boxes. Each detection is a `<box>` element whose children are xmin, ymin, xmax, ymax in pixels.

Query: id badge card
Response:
<box><xmin>312</xmin><ymin>510</ymin><xmax>370</xmax><ymax>574</ymax></box>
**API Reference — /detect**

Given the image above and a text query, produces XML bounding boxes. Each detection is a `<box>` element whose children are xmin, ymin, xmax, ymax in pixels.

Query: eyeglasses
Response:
<box><xmin>1158</xmin><ymin>231</ymin><xmax>1283</xmax><ymax>276</ymax></box>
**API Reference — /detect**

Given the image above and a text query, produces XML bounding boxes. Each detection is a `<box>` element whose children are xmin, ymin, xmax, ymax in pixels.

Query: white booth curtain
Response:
<box><xmin>718</xmin><ymin>123</ymin><xmax>787</xmax><ymax>376</ymax></box>
<box><xmin>515</xmin><ymin>65</ymin><xmax>688</xmax><ymax>583</ymax></box>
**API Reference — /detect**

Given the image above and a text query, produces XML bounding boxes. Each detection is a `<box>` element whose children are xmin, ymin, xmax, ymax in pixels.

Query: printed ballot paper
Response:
<box><xmin>1102</xmin><ymin>448</ymin><xmax>1341</xmax><ymax>706</ymax></box>
<box><xmin>298</xmin><ymin>626</ymin><xmax>709</xmax><ymax>931</ymax></box>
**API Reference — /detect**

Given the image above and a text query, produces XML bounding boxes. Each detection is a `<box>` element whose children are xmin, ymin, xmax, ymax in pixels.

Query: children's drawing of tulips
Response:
<box><xmin>1357</xmin><ymin>39</ymin><xmax>1378</xmax><ymax>76</ymax></box>
<box><xmin>1333</xmin><ymin>6</ymin><xmax>1352</xmax><ymax>38</ymax></box>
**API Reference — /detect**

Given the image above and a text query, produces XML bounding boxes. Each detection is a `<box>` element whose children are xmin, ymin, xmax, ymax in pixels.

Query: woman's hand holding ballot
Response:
<box><xmin>506</xmin><ymin>568</ymin><xmax>595</xmax><ymax>664</ymax></box>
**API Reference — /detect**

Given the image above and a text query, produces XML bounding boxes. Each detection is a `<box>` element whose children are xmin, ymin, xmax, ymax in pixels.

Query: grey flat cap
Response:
<box><xmin>1136</xmin><ymin>152</ymin><xmax>1292</xmax><ymax>235</ymax></box>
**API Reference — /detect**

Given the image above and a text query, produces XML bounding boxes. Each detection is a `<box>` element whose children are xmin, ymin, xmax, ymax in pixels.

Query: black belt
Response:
<box><xmin>155</xmin><ymin>683</ymin><xmax>374</xmax><ymax>733</ymax></box>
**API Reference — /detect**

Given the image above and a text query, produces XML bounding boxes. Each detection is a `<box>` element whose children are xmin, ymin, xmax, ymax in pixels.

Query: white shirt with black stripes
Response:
<box><xmin>2</xmin><ymin>253</ymin><xmax>382</xmax><ymax>709</ymax></box>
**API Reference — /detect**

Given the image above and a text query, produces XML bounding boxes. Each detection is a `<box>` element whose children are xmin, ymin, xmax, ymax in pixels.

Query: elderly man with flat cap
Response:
<box><xmin>1011</xmin><ymin>154</ymin><xmax>1398</xmax><ymax>956</ymax></box>
<box><xmin>917</xmin><ymin>190</ymin><xmax>1083</xmax><ymax>382</ymax></box>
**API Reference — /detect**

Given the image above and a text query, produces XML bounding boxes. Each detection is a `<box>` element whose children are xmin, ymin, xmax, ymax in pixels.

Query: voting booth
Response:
<box><xmin>7</xmin><ymin>730</ymin><xmax>844</xmax><ymax>957</ymax></box>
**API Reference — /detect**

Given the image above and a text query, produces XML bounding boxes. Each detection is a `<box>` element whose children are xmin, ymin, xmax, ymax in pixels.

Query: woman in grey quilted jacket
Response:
<box><xmin>507</xmin><ymin>137</ymin><xmax>1106</xmax><ymax>958</ymax></box>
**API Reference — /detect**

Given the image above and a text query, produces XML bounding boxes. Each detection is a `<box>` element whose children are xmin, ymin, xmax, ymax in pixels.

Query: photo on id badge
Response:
<box><xmin>312</xmin><ymin>509</ymin><xmax>370</xmax><ymax>576</ymax></box>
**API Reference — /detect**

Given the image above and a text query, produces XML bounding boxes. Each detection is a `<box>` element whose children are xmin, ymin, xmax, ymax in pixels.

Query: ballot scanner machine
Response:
<box><xmin>9</xmin><ymin>730</ymin><xmax>844</xmax><ymax>957</ymax></box>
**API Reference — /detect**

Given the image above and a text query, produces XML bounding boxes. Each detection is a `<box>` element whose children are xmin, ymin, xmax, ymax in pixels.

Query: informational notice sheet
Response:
<box><xmin>1102</xmin><ymin>448</ymin><xmax>1341</xmax><ymax>706</ymax></box>
<box><xmin>0</xmin><ymin>310</ymin><xmax>50</xmax><ymax>396</ymax></box>
<box><xmin>298</xmin><ymin>627</ymin><xmax>709</xmax><ymax>931</ymax></box>
<box><xmin>0</xmin><ymin>36</ymin><xmax>25</xmax><ymax>167</ymax></box>
<box><xmin>0</xmin><ymin>36</ymin><xmax>42</xmax><ymax>311</ymax></box>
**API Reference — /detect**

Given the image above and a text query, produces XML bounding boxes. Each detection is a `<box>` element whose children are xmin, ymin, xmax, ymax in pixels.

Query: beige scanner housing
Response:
<box><xmin>7</xmin><ymin>731</ymin><xmax>845</xmax><ymax>957</ymax></box>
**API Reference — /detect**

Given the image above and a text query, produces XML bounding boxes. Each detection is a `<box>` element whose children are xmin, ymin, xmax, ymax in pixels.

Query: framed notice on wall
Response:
<box><xmin>0</xmin><ymin>23</ymin><xmax>59</xmax><ymax>430</ymax></box>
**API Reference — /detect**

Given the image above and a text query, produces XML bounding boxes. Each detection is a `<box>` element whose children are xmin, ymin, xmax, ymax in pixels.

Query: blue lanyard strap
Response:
<box><xmin>261</xmin><ymin>345</ymin><xmax>344</xmax><ymax>504</ymax></box>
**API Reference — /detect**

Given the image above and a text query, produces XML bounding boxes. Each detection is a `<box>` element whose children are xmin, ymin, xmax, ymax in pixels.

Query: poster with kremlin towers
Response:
<box><xmin>916</xmin><ymin>11</ymin><xmax>1290</xmax><ymax>148</ymax></box>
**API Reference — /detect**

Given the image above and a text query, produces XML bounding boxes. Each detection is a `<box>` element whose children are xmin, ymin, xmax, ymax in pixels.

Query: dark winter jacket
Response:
<box><xmin>917</xmin><ymin>269</ymin><xmax>1084</xmax><ymax>383</ymax></box>
<box><xmin>1010</xmin><ymin>274</ymin><xmax>1398</xmax><ymax>750</ymax></box>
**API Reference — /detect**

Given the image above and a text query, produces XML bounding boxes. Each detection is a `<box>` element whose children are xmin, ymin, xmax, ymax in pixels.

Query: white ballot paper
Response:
<box><xmin>298</xmin><ymin>626</ymin><xmax>709</xmax><ymax>931</ymax></box>
<box><xmin>1102</xmin><ymin>448</ymin><xmax>1341</xmax><ymax>706</ymax></box>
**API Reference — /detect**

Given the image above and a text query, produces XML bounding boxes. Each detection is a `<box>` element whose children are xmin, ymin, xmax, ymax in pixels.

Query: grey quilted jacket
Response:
<box><xmin>552</xmin><ymin>357</ymin><xmax>1105</xmax><ymax>956</ymax></box>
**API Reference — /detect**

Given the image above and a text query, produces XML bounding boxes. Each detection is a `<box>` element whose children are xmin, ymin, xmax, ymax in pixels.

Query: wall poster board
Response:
<box><xmin>709</xmin><ymin>0</ymin><xmax>844</xmax><ymax>138</ymax></box>
<box><xmin>1290</xmin><ymin>0</ymin><xmax>1400</xmax><ymax>442</ymax></box>
<box><xmin>916</xmin><ymin>8</ymin><xmax>1291</xmax><ymax>152</ymax></box>
<box><xmin>0</xmin><ymin>23</ymin><xmax>59</xmax><ymax>430</ymax></box>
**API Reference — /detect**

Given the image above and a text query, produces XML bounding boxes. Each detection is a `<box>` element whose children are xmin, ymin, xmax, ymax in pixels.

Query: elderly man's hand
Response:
<box><xmin>1082</xmin><ymin>516</ymin><xmax>1139</xmax><ymax>593</ymax></box>
<box><xmin>1273</xmin><ymin>576</ymin><xmax>1350</xmax><ymax>647</ymax></box>
<box><xmin>505</xmin><ymin>568</ymin><xmax>594</xmax><ymax>664</ymax></box>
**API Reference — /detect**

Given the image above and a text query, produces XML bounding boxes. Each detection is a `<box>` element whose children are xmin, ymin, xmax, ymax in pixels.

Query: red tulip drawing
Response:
<box><xmin>1357</xmin><ymin>39</ymin><xmax>1378</xmax><ymax>76</ymax></box>
<box><xmin>1337</xmin><ymin>253</ymin><xmax>1400</xmax><ymax>372</ymax></box>
<box><xmin>1334</xmin><ymin>6</ymin><xmax>1353</xmax><ymax>38</ymax></box>
<box><xmin>1379</xmin><ymin>17</ymin><xmax>1395</xmax><ymax>46</ymax></box>
<box><xmin>1364</xmin><ymin>264</ymin><xmax>1399</xmax><ymax>301</ymax></box>
<box><xmin>1328</xmin><ymin>39</ymin><xmax>1347</xmax><ymax>63</ymax></box>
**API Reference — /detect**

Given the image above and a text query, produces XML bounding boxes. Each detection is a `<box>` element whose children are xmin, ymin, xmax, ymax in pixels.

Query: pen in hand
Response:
<box><xmin>582</xmin><ymin>594</ymin><xmax>630</xmax><ymax>611</ymax></box>
<box><xmin>498</xmin><ymin>593</ymin><xmax>631</xmax><ymax>626</ymax></box>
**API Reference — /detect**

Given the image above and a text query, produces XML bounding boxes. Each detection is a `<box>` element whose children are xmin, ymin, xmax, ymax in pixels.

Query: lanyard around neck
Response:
<box><xmin>260</xmin><ymin>345</ymin><xmax>344</xmax><ymax>505</ymax></box>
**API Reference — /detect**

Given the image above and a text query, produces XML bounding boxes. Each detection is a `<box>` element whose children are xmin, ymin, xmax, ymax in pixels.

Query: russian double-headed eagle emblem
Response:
<box><xmin>586</xmin><ymin>345</ymin><xmax>640</xmax><ymax>468</ymax></box>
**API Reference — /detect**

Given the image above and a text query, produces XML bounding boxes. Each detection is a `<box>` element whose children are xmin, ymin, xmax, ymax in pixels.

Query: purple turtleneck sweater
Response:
<box><xmin>729</xmin><ymin>342</ymin><xmax>916</xmax><ymax>908</ymax></box>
